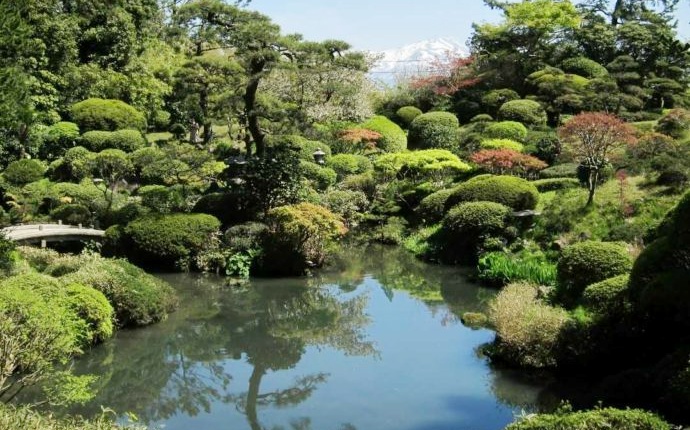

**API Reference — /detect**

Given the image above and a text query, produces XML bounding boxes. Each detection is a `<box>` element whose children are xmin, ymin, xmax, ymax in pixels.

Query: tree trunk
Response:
<box><xmin>245</xmin><ymin>365</ymin><xmax>265</xmax><ymax>430</ymax></box>
<box><xmin>244</xmin><ymin>61</ymin><xmax>267</xmax><ymax>158</ymax></box>
<box><xmin>611</xmin><ymin>0</ymin><xmax>624</xmax><ymax>26</ymax></box>
<box><xmin>586</xmin><ymin>168</ymin><xmax>599</xmax><ymax>206</ymax></box>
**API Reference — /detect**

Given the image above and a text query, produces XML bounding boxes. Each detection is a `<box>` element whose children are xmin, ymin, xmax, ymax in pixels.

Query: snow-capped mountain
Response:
<box><xmin>369</xmin><ymin>38</ymin><xmax>469</xmax><ymax>85</ymax></box>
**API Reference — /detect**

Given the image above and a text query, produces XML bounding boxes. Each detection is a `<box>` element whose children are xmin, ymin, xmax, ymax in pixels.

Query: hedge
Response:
<box><xmin>327</xmin><ymin>154</ymin><xmax>372</xmax><ymax>178</ymax></box>
<box><xmin>484</xmin><ymin>121</ymin><xmax>528</xmax><ymax>142</ymax></box>
<box><xmin>360</xmin><ymin>115</ymin><xmax>407</xmax><ymax>152</ymax></box>
<box><xmin>408</xmin><ymin>111</ymin><xmax>460</xmax><ymax>151</ymax></box>
<box><xmin>70</xmin><ymin>98</ymin><xmax>147</xmax><ymax>132</ymax></box>
<box><xmin>374</xmin><ymin>149</ymin><xmax>471</xmax><ymax>181</ymax></box>
<box><xmin>80</xmin><ymin>129</ymin><xmax>146</xmax><ymax>152</ymax></box>
<box><xmin>63</xmin><ymin>283</ymin><xmax>115</xmax><ymax>345</ymax></box>
<box><xmin>445</xmin><ymin>175</ymin><xmax>539</xmax><ymax>211</ymax></box>
<box><xmin>531</xmin><ymin>178</ymin><xmax>580</xmax><ymax>192</ymax></box>
<box><xmin>479</xmin><ymin>138</ymin><xmax>525</xmax><ymax>152</ymax></box>
<box><xmin>539</xmin><ymin>163</ymin><xmax>579</xmax><ymax>179</ymax></box>
<box><xmin>497</xmin><ymin>99</ymin><xmax>547</xmax><ymax>126</ymax></box>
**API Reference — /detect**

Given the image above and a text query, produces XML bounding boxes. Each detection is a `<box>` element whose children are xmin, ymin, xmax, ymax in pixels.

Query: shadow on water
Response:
<box><xmin>31</xmin><ymin>245</ymin><xmax>575</xmax><ymax>430</ymax></box>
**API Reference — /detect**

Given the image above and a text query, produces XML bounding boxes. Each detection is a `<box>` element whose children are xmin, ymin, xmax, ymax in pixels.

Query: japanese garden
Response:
<box><xmin>0</xmin><ymin>0</ymin><xmax>689</xmax><ymax>429</ymax></box>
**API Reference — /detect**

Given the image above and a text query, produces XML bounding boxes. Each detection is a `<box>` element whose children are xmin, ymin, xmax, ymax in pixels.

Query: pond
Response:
<box><xmin>60</xmin><ymin>246</ymin><xmax>557</xmax><ymax>430</ymax></box>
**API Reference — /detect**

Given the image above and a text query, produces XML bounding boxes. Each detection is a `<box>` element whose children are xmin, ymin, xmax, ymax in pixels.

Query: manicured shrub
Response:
<box><xmin>481</xmin><ymin>88</ymin><xmax>520</xmax><ymax>114</ymax></box>
<box><xmin>470</xmin><ymin>114</ymin><xmax>493</xmax><ymax>123</ymax></box>
<box><xmin>561</xmin><ymin>56</ymin><xmax>609</xmax><ymax>78</ymax></box>
<box><xmin>480</xmin><ymin>138</ymin><xmax>525</xmax><ymax>152</ymax></box>
<box><xmin>169</xmin><ymin>123</ymin><xmax>186</xmax><ymax>139</ymax></box>
<box><xmin>395</xmin><ymin>106</ymin><xmax>423</xmax><ymax>127</ymax></box>
<box><xmin>327</xmin><ymin>154</ymin><xmax>372</xmax><ymax>178</ymax></box>
<box><xmin>556</xmin><ymin>241</ymin><xmax>633</xmax><ymax>308</ymax></box>
<box><xmin>446</xmin><ymin>175</ymin><xmax>539</xmax><ymax>211</ymax></box>
<box><xmin>484</xmin><ymin>121</ymin><xmax>528</xmax><ymax>142</ymax></box>
<box><xmin>654</xmin><ymin>108</ymin><xmax>690</xmax><ymax>139</ymax></box>
<box><xmin>281</xmin><ymin>135</ymin><xmax>332</xmax><ymax>162</ymax></box>
<box><xmin>582</xmin><ymin>274</ymin><xmax>630</xmax><ymax>316</ymax></box>
<box><xmin>80</xmin><ymin>129</ymin><xmax>146</xmax><ymax>152</ymax></box>
<box><xmin>440</xmin><ymin>201</ymin><xmax>511</xmax><ymax>259</ymax></box>
<box><xmin>61</xmin><ymin>258</ymin><xmax>177</xmax><ymax>327</ymax></box>
<box><xmin>64</xmin><ymin>283</ymin><xmax>115</xmax><ymax>345</ymax></box>
<box><xmin>47</xmin><ymin>146</ymin><xmax>93</xmax><ymax>182</ymax></box>
<box><xmin>261</xmin><ymin>203</ymin><xmax>347</xmax><ymax>275</ymax></box>
<box><xmin>192</xmin><ymin>192</ymin><xmax>245</xmax><ymax>225</ymax></box>
<box><xmin>525</xmin><ymin>130</ymin><xmax>561</xmax><ymax>164</ymax></box>
<box><xmin>39</xmin><ymin>121</ymin><xmax>80</xmax><ymax>160</ymax></box>
<box><xmin>373</xmin><ymin>149</ymin><xmax>471</xmax><ymax>182</ymax></box>
<box><xmin>539</xmin><ymin>162</ymin><xmax>579</xmax><ymax>179</ymax></box>
<box><xmin>497</xmin><ymin>99</ymin><xmax>547</xmax><ymax>126</ymax></box>
<box><xmin>49</xmin><ymin>203</ymin><xmax>92</xmax><ymax>225</ymax></box>
<box><xmin>321</xmin><ymin>189</ymin><xmax>369</xmax><ymax>226</ymax></box>
<box><xmin>137</xmin><ymin>185</ymin><xmax>185</xmax><ymax>213</ymax></box>
<box><xmin>224</xmin><ymin>221</ymin><xmax>269</xmax><ymax>252</ymax></box>
<box><xmin>471</xmin><ymin>150</ymin><xmax>547</xmax><ymax>178</ymax></box>
<box><xmin>122</xmin><ymin>213</ymin><xmax>221</xmax><ymax>268</ymax></box>
<box><xmin>408</xmin><ymin>111</ymin><xmax>460</xmax><ymax>151</ymax></box>
<box><xmin>416</xmin><ymin>188</ymin><xmax>455</xmax><ymax>224</ymax></box>
<box><xmin>300</xmin><ymin>161</ymin><xmax>337</xmax><ymax>191</ymax></box>
<box><xmin>360</xmin><ymin>115</ymin><xmax>407</xmax><ymax>152</ymax></box>
<box><xmin>69</xmin><ymin>98</ymin><xmax>147</xmax><ymax>132</ymax></box>
<box><xmin>506</xmin><ymin>407</ymin><xmax>671</xmax><ymax>430</ymax></box>
<box><xmin>531</xmin><ymin>178</ymin><xmax>580</xmax><ymax>192</ymax></box>
<box><xmin>3</xmin><ymin>159</ymin><xmax>46</xmax><ymax>185</ymax></box>
<box><xmin>489</xmin><ymin>282</ymin><xmax>570</xmax><ymax>368</ymax></box>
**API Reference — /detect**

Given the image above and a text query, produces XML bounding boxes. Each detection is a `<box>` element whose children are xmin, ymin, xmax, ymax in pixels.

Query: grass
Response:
<box><xmin>145</xmin><ymin>124</ymin><xmax>232</xmax><ymax>143</ymax></box>
<box><xmin>477</xmin><ymin>251</ymin><xmax>557</xmax><ymax>287</ymax></box>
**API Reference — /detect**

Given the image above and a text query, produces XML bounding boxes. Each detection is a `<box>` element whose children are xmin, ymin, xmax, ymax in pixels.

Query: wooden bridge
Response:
<box><xmin>1</xmin><ymin>223</ymin><xmax>106</xmax><ymax>247</ymax></box>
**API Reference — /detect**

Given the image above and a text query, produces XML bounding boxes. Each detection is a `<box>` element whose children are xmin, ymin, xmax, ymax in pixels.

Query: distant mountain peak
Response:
<box><xmin>370</xmin><ymin>38</ymin><xmax>469</xmax><ymax>85</ymax></box>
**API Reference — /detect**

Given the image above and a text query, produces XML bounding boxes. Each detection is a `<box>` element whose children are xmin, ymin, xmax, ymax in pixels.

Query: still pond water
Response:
<box><xmin>63</xmin><ymin>246</ymin><xmax>559</xmax><ymax>430</ymax></box>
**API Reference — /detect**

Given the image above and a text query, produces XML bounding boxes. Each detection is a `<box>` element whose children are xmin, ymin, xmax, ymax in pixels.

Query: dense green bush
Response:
<box><xmin>137</xmin><ymin>185</ymin><xmax>185</xmax><ymax>213</ymax></box>
<box><xmin>39</xmin><ymin>121</ymin><xmax>80</xmax><ymax>160</ymax></box>
<box><xmin>470</xmin><ymin>114</ymin><xmax>494</xmax><ymax>123</ymax></box>
<box><xmin>531</xmin><ymin>178</ymin><xmax>580</xmax><ymax>192</ymax></box>
<box><xmin>360</xmin><ymin>115</ymin><xmax>407</xmax><ymax>152</ymax></box>
<box><xmin>61</xmin><ymin>258</ymin><xmax>177</xmax><ymax>327</ymax></box>
<box><xmin>321</xmin><ymin>189</ymin><xmax>369</xmax><ymax>226</ymax></box>
<box><xmin>561</xmin><ymin>56</ymin><xmax>609</xmax><ymax>78</ymax></box>
<box><xmin>327</xmin><ymin>154</ymin><xmax>372</xmax><ymax>178</ymax></box>
<box><xmin>47</xmin><ymin>147</ymin><xmax>93</xmax><ymax>182</ymax></box>
<box><xmin>481</xmin><ymin>88</ymin><xmax>520</xmax><ymax>115</ymax></box>
<box><xmin>300</xmin><ymin>161</ymin><xmax>337</xmax><ymax>191</ymax></box>
<box><xmin>556</xmin><ymin>241</ymin><xmax>633</xmax><ymax>308</ymax></box>
<box><xmin>261</xmin><ymin>203</ymin><xmax>346</xmax><ymax>275</ymax></box>
<box><xmin>506</xmin><ymin>407</ymin><xmax>671</xmax><ymax>430</ymax></box>
<box><xmin>224</xmin><ymin>221</ymin><xmax>268</xmax><ymax>254</ymax></box>
<box><xmin>484</xmin><ymin>121</ymin><xmax>528</xmax><ymax>142</ymax></box>
<box><xmin>122</xmin><ymin>213</ymin><xmax>221</xmax><ymax>268</ymax></box>
<box><xmin>479</xmin><ymin>138</ymin><xmax>525</xmax><ymax>152</ymax></box>
<box><xmin>50</xmin><ymin>204</ymin><xmax>92</xmax><ymax>225</ymax></box>
<box><xmin>654</xmin><ymin>108</ymin><xmax>690</xmax><ymax>139</ymax></box>
<box><xmin>408</xmin><ymin>111</ymin><xmax>460</xmax><ymax>151</ymax></box>
<box><xmin>582</xmin><ymin>274</ymin><xmax>630</xmax><ymax>316</ymax></box>
<box><xmin>80</xmin><ymin>129</ymin><xmax>146</xmax><ymax>152</ymax></box>
<box><xmin>524</xmin><ymin>130</ymin><xmax>561</xmax><ymax>164</ymax></box>
<box><xmin>281</xmin><ymin>135</ymin><xmax>332</xmax><ymax>162</ymax></box>
<box><xmin>446</xmin><ymin>175</ymin><xmax>539</xmax><ymax>211</ymax></box>
<box><xmin>3</xmin><ymin>159</ymin><xmax>46</xmax><ymax>185</ymax></box>
<box><xmin>539</xmin><ymin>163</ymin><xmax>579</xmax><ymax>179</ymax></box>
<box><xmin>192</xmin><ymin>192</ymin><xmax>245</xmax><ymax>225</ymax></box>
<box><xmin>374</xmin><ymin>149</ymin><xmax>471</xmax><ymax>182</ymax></box>
<box><xmin>395</xmin><ymin>106</ymin><xmax>423</xmax><ymax>127</ymax></box>
<box><xmin>0</xmin><ymin>404</ymin><xmax>145</xmax><ymax>430</ymax></box>
<box><xmin>440</xmin><ymin>201</ymin><xmax>511</xmax><ymax>260</ymax></box>
<box><xmin>497</xmin><ymin>99</ymin><xmax>547</xmax><ymax>126</ymax></box>
<box><xmin>70</xmin><ymin>98</ymin><xmax>147</xmax><ymax>132</ymax></box>
<box><xmin>489</xmin><ymin>282</ymin><xmax>570</xmax><ymax>368</ymax></box>
<box><xmin>64</xmin><ymin>283</ymin><xmax>114</xmax><ymax>345</ymax></box>
<box><xmin>416</xmin><ymin>188</ymin><xmax>455</xmax><ymax>224</ymax></box>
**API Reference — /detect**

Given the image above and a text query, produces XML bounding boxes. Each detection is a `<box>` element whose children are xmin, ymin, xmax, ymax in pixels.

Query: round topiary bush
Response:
<box><xmin>531</xmin><ymin>178</ymin><xmax>580</xmax><ymax>192</ymax></box>
<box><xmin>561</xmin><ymin>56</ymin><xmax>609</xmax><ymax>78</ymax></box>
<box><xmin>281</xmin><ymin>135</ymin><xmax>332</xmax><ymax>162</ymax></box>
<box><xmin>169</xmin><ymin>123</ymin><xmax>186</xmax><ymax>140</ymax></box>
<box><xmin>327</xmin><ymin>154</ymin><xmax>372</xmax><ymax>178</ymax></box>
<box><xmin>484</xmin><ymin>121</ymin><xmax>528</xmax><ymax>142</ymax></box>
<box><xmin>497</xmin><ymin>99</ymin><xmax>547</xmax><ymax>126</ymax></box>
<box><xmin>137</xmin><ymin>185</ymin><xmax>184</xmax><ymax>214</ymax></box>
<box><xmin>39</xmin><ymin>121</ymin><xmax>80</xmax><ymax>160</ymax></box>
<box><xmin>556</xmin><ymin>241</ymin><xmax>633</xmax><ymax>308</ymax></box>
<box><xmin>539</xmin><ymin>162</ymin><xmax>579</xmax><ymax>179</ymax></box>
<box><xmin>50</xmin><ymin>204</ymin><xmax>92</xmax><ymax>225</ymax></box>
<box><xmin>81</xmin><ymin>129</ymin><xmax>146</xmax><ymax>152</ymax></box>
<box><xmin>416</xmin><ymin>188</ymin><xmax>455</xmax><ymax>224</ymax></box>
<box><xmin>470</xmin><ymin>114</ymin><xmax>494</xmax><ymax>123</ymax></box>
<box><xmin>360</xmin><ymin>115</ymin><xmax>407</xmax><ymax>152</ymax></box>
<box><xmin>300</xmin><ymin>161</ymin><xmax>337</xmax><ymax>191</ymax></box>
<box><xmin>373</xmin><ymin>149</ymin><xmax>472</xmax><ymax>182</ymax></box>
<box><xmin>63</xmin><ymin>283</ymin><xmax>115</xmax><ymax>345</ymax></box>
<box><xmin>481</xmin><ymin>88</ymin><xmax>520</xmax><ymax>114</ymax></box>
<box><xmin>61</xmin><ymin>258</ymin><xmax>177</xmax><ymax>328</ymax></box>
<box><xmin>582</xmin><ymin>274</ymin><xmax>630</xmax><ymax>316</ymax></box>
<box><xmin>70</xmin><ymin>98</ymin><xmax>147</xmax><ymax>132</ymax></box>
<box><xmin>479</xmin><ymin>138</ymin><xmax>525</xmax><ymax>152</ymax></box>
<box><xmin>3</xmin><ymin>159</ymin><xmax>46</xmax><ymax>186</ymax></box>
<box><xmin>408</xmin><ymin>111</ymin><xmax>460</xmax><ymax>151</ymax></box>
<box><xmin>395</xmin><ymin>106</ymin><xmax>423</xmax><ymax>127</ymax></box>
<box><xmin>443</xmin><ymin>201</ymin><xmax>511</xmax><ymax>237</ymax></box>
<box><xmin>446</xmin><ymin>175</ymin><xmax>539</xmax><ymax>211</ymax></box>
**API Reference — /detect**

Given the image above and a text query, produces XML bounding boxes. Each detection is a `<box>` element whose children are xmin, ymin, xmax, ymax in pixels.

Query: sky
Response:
<box><xmin>248</xmin><ymin>0</ymin><xmax>690</xmax><ymax>52</ymax></box>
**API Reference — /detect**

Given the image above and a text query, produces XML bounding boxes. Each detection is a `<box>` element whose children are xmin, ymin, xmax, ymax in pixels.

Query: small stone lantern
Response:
<box><xmin>313</xmin><ymin>148</ymin><xmax>326</xmax><ymax>165</ymax></box>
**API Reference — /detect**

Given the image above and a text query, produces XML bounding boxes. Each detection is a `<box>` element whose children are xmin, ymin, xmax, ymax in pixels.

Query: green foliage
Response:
<box><xmin>281</xmin><ymin>135</ymin><xmax>332</xmax><ymax>162</ymax></box>
<box><xmin>416</xmin><ymin>188</ymin><xmax>455</xmax><ymax>224</ymax></box>
<box><xmin>497</xmin><ymin>100</ymin><xmax>547</xmax><ymax>126</ymax></box>
<box><xmin>122</xmin><ymin>213</ymin><xmax>221</xmax><ymax>268</ymax></box>
<box><xmin>524</xmin><ymin>130</ymin><xmax>561</xmax><ymax>164</ymax></box>
<box><xmin>407</xmin><ymin>111</ymin><xmax>460</xmax><ymax>151</ymax></box>
<box><xmin>582</xmin><ymin>274</ymin><xmax>630</xmax><ymax>317</ymax></box>
<box><xmin>371</xmin><ymin>216</ymin><xmax>408</xmax><ymax>245</ymax></box>
<box><xmin>50</xmin><ymin>204</ymin><xmax>92</xmax><ymax>225</ymax></box>
<box><xmin>439</xmin><ymin>201</ymin><xmax>511</xmax><ymax>261</ymax></box>
<box><xmin>531</xmin><ymin>178</ymin><xmax>580</xmax><ymax>192</ymax></box>
<box><xmin>360</xmin><ymin>115</ymin><xmax>407</xmax><ymax>152</ymax></box>
<box><xmin>70</xmin><ymin>98</ymin><xmax>147</xmax><ymax>132</ymax></box>
<box><xmin>480</xmin><ymin>138</ymin><xmax>525</xmax><ymax>152</ymax></box>
<box><xmin>261</xmin><ymin>203</ymin><xmax>346</xmax><ymax>275</ymax></box>
<box><xmin>484</xmin><ymin>121</ymin><xmax>528</xmax><ymax>142</ymax></box>
<box><xmin>326</xmin><ymin>154</ymin><xmax>372</xmax><ymax>178</ymax></box>
<box><xmin>48</xmin><ymin>147</ymin><xmax>94</xmax><ymax>182</ymax></box>
<box><xmin>321</xmin><ymin>189</ymin><xmax>369</xmax><ymax>226</ymax></box>
<box><xmin>0</xmin><ymin>234</ymin><xmax>15</xmax><ymax>275</ymax></box>
<box><xmin>64</xmin><ymin>283</ymin><xmax>115</xmax><ymax>345</ymax></box>
<box><xmin>556</xmin><ymin>241</ymin><xmax>633</xmax><ymax>308</ymax></box>
<box><xmin>395</xmin><ymin>106</ymin><xmax>423</xmax><ymax>127</ymax></box>
<box><xmin>470</xmin><ymin>114</ymin><xmax>494</xmax><ymax>123</ymax></box>
<box><xmin>446</xmin><ymin>175</ymin><xmax>539</xmax><ymax>211</ymax></box>
<box><xmin>3</xmin><ymin>159</ymin><xmax>46</xmax><ymax>185</ymax></box>
<box><xmin>61</xmin><ymin>258</ymin><xmax>178</xmax><ymax>327</ymax></box>
<box><xmin>81</xmin><ymin>129</ymin><xmax>146</xmax><ymax>152</ymax></box>
<box><xmin>224</xmin><ymin>222</ymin><xmax>268</xmax><ymax>253</ymax></box>
<box><xmin>539</xmin><ymin>163</ymin><xmax>579</xmax><ymax>179</ymax></box>
<box><xmin>39</xmin><ymin>122</ymin><xmax>81</xmax><ymax>160</ymax></box>
<box><xmin>489</xmin><ymin>282</ymin><xmax>570</xmax><ymax>368</ymax></box>
<box><xmin>137</xmin><ymin>185</ymin><xmax>185</xmax><ymax>214</ymax></box>
<box><xmin>481</xmin><ymin>89</ymin><xmax>520</xmax><ymax>115</ymax></box>
<box><xmin>561</xmin><ymin>56</ymin><xmax>609</xmax><ymax>78</ymax></box>
<box><xmin>477</xmin><ymin>251</ymin><xmax>557</xmax><ymax>287</ymax></box>
<box><xmin>373</xmin><ymin>149</ymin><xmax>471</xmax><ymax>182</ymax></box>
<box><xmin>654</xmin><ymin>108</ymin><xmax>690</xmax><ymax>139</ymax></box>
<box><xmin>506</xmin><ymin>406</ymin><xmax>671</xmax><ymax>430</ymax></box>
<box><xmin>300</xmin><ymin>161</ymin><xmax>337</xmax><ymax>191</ymax></box>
